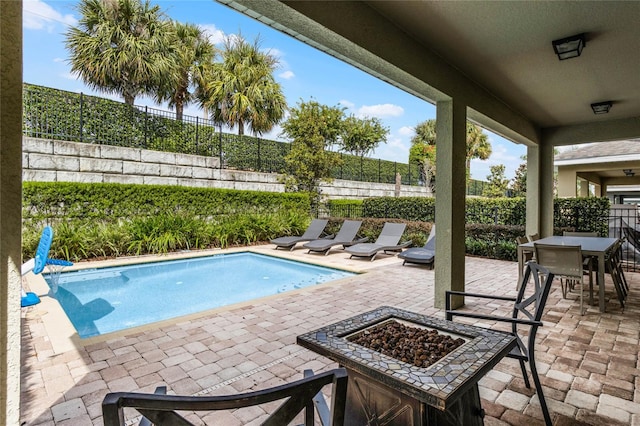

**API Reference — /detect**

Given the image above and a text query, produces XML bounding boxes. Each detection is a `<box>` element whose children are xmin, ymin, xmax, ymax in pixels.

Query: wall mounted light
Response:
<box><xmin>552</xmin><ymin>33</ymin><xmax>586</xmax><ymax>60</ymax></box>
<box><xmin>591</xmin><ymin>101</ymin><xmax>613</xmax><ymax>114</ymax></box>
<box><xmin>623</xmin><ymin>169</ymin><xmax>635</xmax><ymax>177</ymax></box>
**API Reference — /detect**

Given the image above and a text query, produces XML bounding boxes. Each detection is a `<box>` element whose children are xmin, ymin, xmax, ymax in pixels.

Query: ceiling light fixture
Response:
<box><xmin>623</xmin><ymin>169</ymin><xmax>635</xmax><ymax>177</ymax></box>
<box><xmin>552</xmin><ymin>33</ymin><xmax>586</xmax><ymax>60</ymax></box>
<box><xmin>591</xmin><ymin>101</ymin><xmax>613</xmax><ymax>115</ymax></box>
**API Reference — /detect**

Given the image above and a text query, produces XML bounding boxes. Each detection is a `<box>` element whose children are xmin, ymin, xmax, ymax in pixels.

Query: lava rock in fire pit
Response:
<box><xmin>347</xmin><ymin>320</ymin><xmax>465</xmax><ymax>368</ymax></box>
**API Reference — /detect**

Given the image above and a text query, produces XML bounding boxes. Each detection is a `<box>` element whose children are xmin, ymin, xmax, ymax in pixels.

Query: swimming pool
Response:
<box><xmin>44</xmin><ymin>252</ymin><xmax>355</xmax><ymax>338</ymax></box>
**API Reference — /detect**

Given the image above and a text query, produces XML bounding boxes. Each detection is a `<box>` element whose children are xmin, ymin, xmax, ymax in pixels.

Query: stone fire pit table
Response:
<box><xmin>297</xmin><ymin>306</ymin><xmax>516</xmax><ymax>425</ymax></box>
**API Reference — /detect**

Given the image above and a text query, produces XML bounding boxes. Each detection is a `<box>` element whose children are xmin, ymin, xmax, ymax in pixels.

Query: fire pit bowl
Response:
<box><xmin>297</xmin><ymin>306</ymin><xmax>516</xmax><ymax>426</ymax></box>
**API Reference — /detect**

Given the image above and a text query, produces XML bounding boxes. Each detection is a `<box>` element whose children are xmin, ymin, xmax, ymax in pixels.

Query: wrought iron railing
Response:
<box><xmin>23</xmin><ymin>84</ymin><xmax>428</xmax><ymax>185</ymax></box>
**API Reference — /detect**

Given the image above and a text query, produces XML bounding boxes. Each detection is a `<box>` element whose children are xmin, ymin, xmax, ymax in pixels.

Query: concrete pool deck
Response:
<box><xmin>20</xmin><ymin>245</ymin><xmax>640</xmax><ymax>425</ymax></box>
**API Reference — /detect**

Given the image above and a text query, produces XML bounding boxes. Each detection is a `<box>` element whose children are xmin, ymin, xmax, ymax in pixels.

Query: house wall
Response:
<box><xmin>22</xmin><ymin>137</ymin><xmax>429</xmax><ymax>200</ymax></box>
<box><xmin>1</xmin><ymin>2</ymin><xmax>23</xmax><ymax>423</ymax></box>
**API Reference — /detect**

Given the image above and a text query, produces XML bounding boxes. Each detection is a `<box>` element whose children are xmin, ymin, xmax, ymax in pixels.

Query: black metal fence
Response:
<box><xmin>23</xmin><ymin>84</ymin><xmax>428</xmax><ymax>185</ymax></box>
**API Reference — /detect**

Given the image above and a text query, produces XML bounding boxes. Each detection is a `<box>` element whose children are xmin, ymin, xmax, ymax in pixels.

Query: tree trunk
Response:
<box><xmin>238</xmin><ymin>120</ymin><xmax>245</xmax><ymax>136</ymax></box>
<box><xmin>176</xmin><ymin>102</ymin><xmax>184</xmax><ymax>121</ymax></box>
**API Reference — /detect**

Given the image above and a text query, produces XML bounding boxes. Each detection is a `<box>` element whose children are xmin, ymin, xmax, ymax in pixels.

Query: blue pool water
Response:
<box><xmin>44</xmin><ymin>252</ymin><xmax>355</xmax><ymax>338</ymax></box>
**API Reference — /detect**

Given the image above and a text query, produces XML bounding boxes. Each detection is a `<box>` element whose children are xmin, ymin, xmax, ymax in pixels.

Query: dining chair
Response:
<box><xmin>102</xmin><ymin>368</ymin><xmax>348</xmax><ymax>426</ymax></box>
<box><xmin>534</xmin><ymin>243</ymin><xmax>591</xmax><ymax>315</ymax></box>
<box><xmin>562</xmin><ymin>231</ymin><xmax>598</xmax><ymax>237</ymax></box>
<box><xmin>592</xmin><ymin>237</ymin><xmax>628</xmax><ymax>309</ymax></box>
<box><xmin>516</xmin><ymin>236</ymin><xmax>534</xmax><ymax>277</ymax></box>
<box><xmin>445</xmin><ymin>261</ymin><xmax>554</xmax><ymax>426</ymax></box>
<box><xmin>527</xmin><ymin>233</ymin><xmax>540</xmax><ymax>243</ymax></box>
<box><xmin>562</xmin><ymin>231</ymin><xmax>598</xmax><ymax>284</ymax></box>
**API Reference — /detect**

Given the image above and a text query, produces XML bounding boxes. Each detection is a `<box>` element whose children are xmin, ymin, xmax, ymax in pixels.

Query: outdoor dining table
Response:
<box><xmin>517</xmin><ymin>236</ymin><xmax>618</xmax><ymax>313</ymax></box>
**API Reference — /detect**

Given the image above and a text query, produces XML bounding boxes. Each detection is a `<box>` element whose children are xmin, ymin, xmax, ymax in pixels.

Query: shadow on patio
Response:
<box><xmin>20</xmin><ymin>248</ymin><xmax>640</xmax><ymax>425</ymax></box>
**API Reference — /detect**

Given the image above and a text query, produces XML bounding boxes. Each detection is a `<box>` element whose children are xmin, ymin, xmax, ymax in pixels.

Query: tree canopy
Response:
<box><xmin>65</xmin><ymin>0</ymin><xmax>175</xmax><ymax>105</ymax></box>
<box><xmin>483</xmin><ymin>164</ymin><xmax>509</xmax><ymax>198</ymax></box>
<box><xmin>408</xmin><ymin>119</ymin><xmax>492</xmax><ymax>190</ymax></box>
<box><xmin>280</xmin><ymin>100</ymin><xmax>345</xmax><ymax>208</ymax></box>
<box><xmin>199</xmin><ymin>35</ymin><xmax>286</xmax><ymax>136</ymax></box>
<box><xmin>510</xmin><ymin>161</ymin><xmax>527</xmax><ymax>196</ymax></box>
<box><xmin>340</xmin><ymin>115</ymin><xmax>388</xmax><ymax>158</ymax></box>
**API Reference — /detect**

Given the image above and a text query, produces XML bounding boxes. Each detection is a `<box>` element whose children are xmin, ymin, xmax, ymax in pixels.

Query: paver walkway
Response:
<box><xmin>20</xmin><ymin>246</ymin><xmax>640</xmax><ymax>425</ymax></box>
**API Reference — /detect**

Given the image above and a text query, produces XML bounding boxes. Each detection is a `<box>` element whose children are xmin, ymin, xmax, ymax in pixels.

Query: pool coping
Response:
<box><xmin>23</xmin><ymin>245</ymin><xmax>371</xmax><ymax>354</ymax></box>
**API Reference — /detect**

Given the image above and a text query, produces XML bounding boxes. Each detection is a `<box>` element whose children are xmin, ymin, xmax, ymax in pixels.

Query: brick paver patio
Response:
<box><xmin>20</xmin><ymin>246</ymin><xmax>640</xmax><ymax>425</ymax></box>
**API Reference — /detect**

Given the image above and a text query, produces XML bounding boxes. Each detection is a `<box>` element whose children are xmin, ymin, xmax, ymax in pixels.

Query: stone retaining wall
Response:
<box><xmin>22</xmin><ymin>137</ymin><xmax>429</xmax><ymax>199</ymax></box>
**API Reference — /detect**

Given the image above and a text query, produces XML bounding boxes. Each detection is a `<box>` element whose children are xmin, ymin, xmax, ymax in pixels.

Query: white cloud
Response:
<box><xmin>199</xmin><ymin>24</ymin><xmax>225</xmax><ymax>45</ymax></box>
<box><xmin>357</xmin><ymin>103</ymin><xmax>404</xmax><ymax>119</ymax></box>
<box><xmin>338</xmin><ymin>100</ymin><xmax>355</xmax><ymax>110</ymax></box>
<box><xmin>278</xmin><ymin>70</ymin><xmax>295</xmax><ymax>80</ymax></box>
<box><xmin>23</xmin><ymin>0</ymin><xmax>76</xmax><ymax>31</ymax></box>
<box><xmin>398</xmin><ymin>126</ymin><xmax>414</xmax><ymax>137</ymax></box>
<box><xmin>372</xmin><ymin>137</ymin><xmax>409</xmax><ymax>163</ymax></box>
<box><xmin>470</xmin><ymin>141</ymin><xmax>525</xmax><ymax>180</ymax></box>
<box><xmin>265</xmin><ymin>47</ymin><xmax>284</xmax><ymax>59</ymax></box>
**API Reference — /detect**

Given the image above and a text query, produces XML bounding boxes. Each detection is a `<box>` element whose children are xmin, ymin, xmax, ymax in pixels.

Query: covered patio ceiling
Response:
<box><xmin>218</xmin><ymin>0</ymin><xmax>640</xmax><ymax>147</ymax></box>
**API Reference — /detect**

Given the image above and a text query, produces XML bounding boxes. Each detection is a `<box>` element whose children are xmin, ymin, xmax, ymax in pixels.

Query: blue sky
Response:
<box><xmin>23</xmin><ymin>0</ymin><xmax>527</xmax><ymax>180</ymax></box>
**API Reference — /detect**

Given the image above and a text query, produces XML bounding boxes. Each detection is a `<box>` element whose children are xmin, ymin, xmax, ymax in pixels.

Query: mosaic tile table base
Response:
<box><xmin>297</xmin><ymin>306</ymin><xmax>516</xmax><ymax>425</ymax></box>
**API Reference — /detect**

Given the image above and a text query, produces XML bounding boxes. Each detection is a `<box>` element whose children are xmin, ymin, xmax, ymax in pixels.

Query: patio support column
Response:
<box><xmin>557</xmin><ymin>168</ymin><xmax>577</xmax><ymax>197</ymax></box>
<box><xmin>539</xmin><ymin>142</ymin><xmax>555</xmax><ymax>237</ymax></box>
<box><xmin>526</xmin><ymin>146</ymin><xmax>541</xmax><ymax>237</ymax></box>
<box><xmin>434</xmin><ymin>99</ymin><xmax>467</xmax><ymax>309</ymax></box>
<box><xmin>0</xmin><ymin>1</ymin><xmax>24</xmax><ymax>424</ymax></box>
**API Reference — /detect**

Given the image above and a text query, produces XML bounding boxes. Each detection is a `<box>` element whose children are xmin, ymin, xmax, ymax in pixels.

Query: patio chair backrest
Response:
<box><xmin>516</xmin><ymin>261</ymin><xmax>555</xmax><ymax>323</ymax></box>
<box><xmin>563</xmin><ymin>231</ymin><xmax>598</xmax><ymax>237</ymax></box>
<box><xmin>301</xmin><ymin>219</ymin><xmax>329</xmax><ymax>239</ymax></box>
<box><xmin>426</xmin><ymin>224</ymin><xmax>436</xmax><ymax>242</ymax></box>
<box><xmin>533</xmin><ymin>243</ymin><xmax>583</xmax><ymax>279</ymax></box>
<box><xmin>622</xmin><ymin>223</ymin><xmax>640</xmax><ymax>251</ymax></box>
<box><xmin>375</xmin><ymin>223</ymin><xmax>406</xmax><ymax>246</ymax></box>
<box><xmin>516</xmin><ymin>236</ymin><xmax>533</xmax><ymax>263</ymax></box>
<box><xmin>527</xmin><ymin>233</ymin><xmax>540</xmax><ymax>243</ymax></box>
<box><xmin>334</xmin><ymin>220</ymin><xmax>362</xmax><ymax>241</ymax></box>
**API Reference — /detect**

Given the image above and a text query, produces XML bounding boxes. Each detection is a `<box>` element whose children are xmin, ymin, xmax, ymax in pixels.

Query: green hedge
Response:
<box><xmin>23</xmin><ymin>182</ymin><xmax>309</xmax><ymax>222</ymax></box>
<box><xmin>363</xmin><ymin>197</ymin><xmax>436</xmax><ymax>222</ymax></box>
<box><xmin>22</xmin><ymin>182</ymin><xmax>312</xmax><ymax>261</ymax></box>
<box><xmin>351</xmin><ymin>195</ymin><xmax>610</xmax><ymax>261</ymax></box>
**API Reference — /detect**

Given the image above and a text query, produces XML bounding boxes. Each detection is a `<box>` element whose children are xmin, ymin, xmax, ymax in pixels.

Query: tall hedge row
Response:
<box><xmin>362</xmin><ymin>196</ymin><xmax>610</xmax><ymax>232</ymax></box>
<box><xmin>23</xmin><ymin>182</ymin><xmax>309</xmax><ymax>223</ymax></box>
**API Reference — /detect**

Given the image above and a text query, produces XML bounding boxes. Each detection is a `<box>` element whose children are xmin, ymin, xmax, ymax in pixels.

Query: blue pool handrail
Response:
<box><xmin>21</xmin><ymin>226</ymin><xmax>73</xmax><ymax>307</ymax></box>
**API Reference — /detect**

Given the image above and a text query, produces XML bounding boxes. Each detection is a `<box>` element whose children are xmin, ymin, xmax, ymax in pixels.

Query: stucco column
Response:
<box><xmin>526</xmin><ymin>146</ymin><xmax>540</xmax><ymax>237</ymax></box>
<box><xmin>557</xmin><ymin>168</ymin><xmax>577</xmax><ymax>197</ymax></box>
<box><xmin>540</xmin><ymin>142</ymin><xmax>555</xmax><ymax>237</ymax></box>
<box><xmin>0</xmin><ymin>1</ymin><xmax>24</xmax><ymax>424</ymax></box>
<box><xmin>434</xmin><ymin>99</ymin><xmax>467</xmax><ymax>309</ymax></box>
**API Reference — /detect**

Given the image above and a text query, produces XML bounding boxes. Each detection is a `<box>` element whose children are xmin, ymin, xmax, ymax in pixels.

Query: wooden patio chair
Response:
<box><xmin>445</xmin><ymin>261</ymin><xmax>555</xmax><ymax>426</ymax></box>
<box><xmin>102</xmin><ymin>368</ymin><xmax>348</xmax><ymax>426</ymax></box>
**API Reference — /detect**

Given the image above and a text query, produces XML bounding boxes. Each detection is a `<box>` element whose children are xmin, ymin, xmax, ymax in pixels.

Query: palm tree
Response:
<box><xmin>65</xmin><ymin>0</ymin><xmax>175</xmax><ymax>105</ymax></box>
<box><xmin>465</xmin><ymin>122</ymin><xmax>492</xmax><ymax>178</ymax></box>
<box><xmin>155</xmin><ymin>22</ymin><xmax>216</xmax><ymax>121</ymax></box>
<box><xmin>199</xmin><ymin>35</ymin><xmax>286</xmax><ymax>136</ymax></box>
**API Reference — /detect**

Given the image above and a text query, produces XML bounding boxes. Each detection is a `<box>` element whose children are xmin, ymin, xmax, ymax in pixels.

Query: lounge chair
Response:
<box><xmin>270</xmin><ymin>219</ymin><xmax>329</xmax><ymax>251</ymax></box>
<box><xmin>303</xmin><ymin>220</ymin><xmax>368</xmax><ymax>255</ymax></box>
<box><xmin>398</xmin><ymin>225</ymin><xmax>436</xmax><ymax>267</ymax></box>
<box><xmin>21</xmin><ymin>226</ymin><xmax>73</xmax><ymax>307</ymax></box>
<box><xmin>345</xmin><ymin>222</ymin><xmax>410</xmax><ymax>261</ymax></box>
